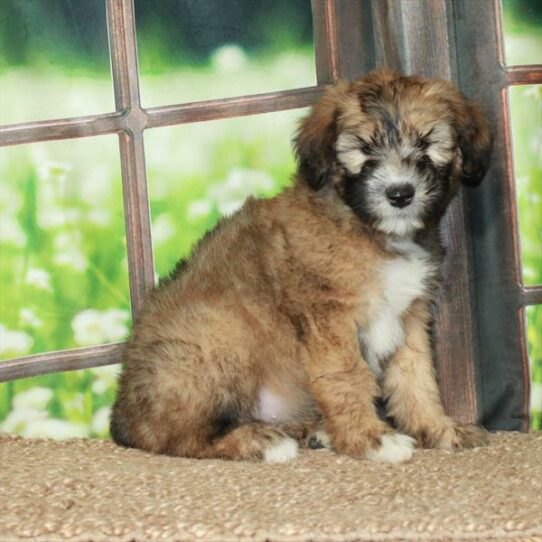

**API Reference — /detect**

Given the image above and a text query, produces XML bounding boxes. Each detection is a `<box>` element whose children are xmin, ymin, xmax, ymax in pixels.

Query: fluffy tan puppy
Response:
<box><xmin>111</xmin><ymin>70</ymin><xmax>492</xmax><ymax>463</ymax></box>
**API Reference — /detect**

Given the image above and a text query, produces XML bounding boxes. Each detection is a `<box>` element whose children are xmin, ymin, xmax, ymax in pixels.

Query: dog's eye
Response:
<box><xmin>417</xmin><ymin>129</ymin><xmax>434</xmax><ymax>151</ymax></box>
<box><xmin>417</xmin><ymin>137</ymin><xmax>431</xmax><ymax>152</ymax></box>
<box><xmin>359</xmin><ymin>159</ymin><xmax>378</xmax><ymax>179</ymax></box>
<box><xmin>361</xmin><ymin>143</ymin><xmax>373</xmax><ymax>155</ymax></box>
<box><xmin>356</xmin><ymin>138</ymin><xmax>374</xmax><ymax>156</ymax></box>
<box><xmin>416</xmin><ymin>155</ymin><xmax>433</xmax><ymax>174</ymax></box>
<box><xmin>419</xmin><ymin>154</ymin><xmax>432</xmax><ymax>166</ymax></box>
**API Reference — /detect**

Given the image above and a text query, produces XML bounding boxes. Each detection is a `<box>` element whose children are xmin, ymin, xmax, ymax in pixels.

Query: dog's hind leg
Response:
<box><xmin>167</xmin><ymin>421</ymin><xmax>299</xmax><ymax>463</ymax></box>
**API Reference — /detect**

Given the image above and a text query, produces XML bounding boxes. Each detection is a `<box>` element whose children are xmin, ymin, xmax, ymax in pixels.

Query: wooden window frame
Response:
<box><xmin>0</xmin><ymin>0</ymin><xmax>540</xmax><ymax>431</ymax></box>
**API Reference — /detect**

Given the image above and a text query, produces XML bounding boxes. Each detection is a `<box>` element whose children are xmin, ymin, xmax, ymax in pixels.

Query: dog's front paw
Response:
<box><xmin>365</xmin><ymin>432</ymin><xmax>416</xmax><ymax>463</ymax></box>
<box><xmin>436</xmin><ymin>423</ymin><xmax>489</xmax><ymax>450</ymax></box>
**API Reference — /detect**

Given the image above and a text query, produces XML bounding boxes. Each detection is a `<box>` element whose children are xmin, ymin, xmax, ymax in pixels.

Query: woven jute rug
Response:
<box><xmin>0</xmin><ymin>431</ymin><xmax>541</xmax><ymax>542</ymax></box>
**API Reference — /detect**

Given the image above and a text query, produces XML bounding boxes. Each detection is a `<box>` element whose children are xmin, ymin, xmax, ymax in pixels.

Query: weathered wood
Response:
<box><xmin>0</xmin><ymin>345</ymin><xmax>123</xmax><ymax>382</ymax></box>
<box><xmin>312</xmin><ymin>0</ymin><xmax>340</xmax><ymax>83</ymax></box>
<box><xmin>146</xmin><ymin>87</ymin><xmax>323</xmax><ymax>127</ymax></box>
<box><xmin>453</xmin><ymin>0</ymin><xmax>531</xmax><ymax>430</ymax></box>
<box><xmin>370</xmin><ymin>0</ymin><xmax>405</xmax><ymax>72</ymax></box>
<box><xmin>520</xmin><ymin>286</ymin><xmax>542</xmax><ymax>307</ymax></box>
<box><xmin>0</xmin><ymin>88</ymin><xmax>323</xmax><ymax>148</ymax></box>
<box><xmin>505</xmin><ymin>64</ymin><xmax>542</xmax><ymax>86</ymax></box>
<box><xmin>106</xmin><ymin>0</ymin><xmax>155</xmax><ymax>317</ymax></box>
<box><xmin>0</xmin><ymin>113</ymin><xmax>121</xmax><ymax>147</ymax></box>
<box><xmin>311</xmin><ymin>0</ymin><xmax>374</xmax><ymax>84</ymax></box>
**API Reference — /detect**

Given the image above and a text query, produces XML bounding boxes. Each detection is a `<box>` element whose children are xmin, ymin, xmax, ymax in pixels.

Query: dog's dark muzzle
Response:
<box><xmin>385</xmin><ymin>183</ymin><xmax>415</xmax><ymax>208</ymax></box>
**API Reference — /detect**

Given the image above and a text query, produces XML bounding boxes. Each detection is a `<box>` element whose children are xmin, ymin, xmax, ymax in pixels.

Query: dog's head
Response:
<box><xmin>294</xmin><ymin>70</ymin><xmax>493</xmax><ymax>236</ymax></box>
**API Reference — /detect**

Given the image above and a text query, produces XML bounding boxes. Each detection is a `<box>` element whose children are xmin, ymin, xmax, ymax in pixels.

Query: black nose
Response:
<box><xmin>385</xmin><ymin>184</ymin><xmax>415</xmax><ymax>208</ymax></box>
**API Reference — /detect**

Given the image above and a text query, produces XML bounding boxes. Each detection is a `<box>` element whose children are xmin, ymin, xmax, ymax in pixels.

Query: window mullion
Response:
<box><xmin>505</xmin><ymin>64</ymin><xmax>542</xmax><ymax>86</ymax></box>
<box><xmin>106</xmin><ymin>0</ymin><xmax>155</xmax><ymax>316</ymax></box>
<box><xmin>453</xmin><ymin>0</ymin><xmax>530</xmax><ymax>431</ymax></box>
<box><xmin>311</xmin><ymin>0</ymin><xmax>374</xmax><ymax>84</ymax></box>
<box><xmin>520</xmin><ymin>286</ymin><xmax>542</xmax><ymax>307</ymax></box>
<box><xmin>0</xmin><ymin>345</ymin><xmax>123</xmax><ymax>383</ymax></box>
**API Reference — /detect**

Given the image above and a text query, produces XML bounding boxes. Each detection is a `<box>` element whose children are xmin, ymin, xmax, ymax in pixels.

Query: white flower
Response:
<box><xmin>37</xmin><ymin>203</ymin><xmax>66</xmax><ymax>229</ymax></box>
<box><xmin>63</xmin><ymin>208</ymin><xmax>80</xmax><ymax>224</ymax></box>
<box><xmin>20</xmin><ymin>308</ymin><xmax>42</xmax><ymax>328</ymax></box>
<box><xmin>0</xmin><ymin>324</ymin><xmax>33</xmax><ymax>356</ymax></box>
<box><xmin>0</xmin><ymin>408</ymin><xmax>47</xmax><ymax>434</ymax></box>
<box><xmin>91</xmin><ymin>406</ymin><xmax>111</xmax><ymax>435</ymax></box>
<box><xmin>187</xmin><ymin>200</ymin><xmax>212</xmax><ymax>221</ymax></box>
<box><xmin>35</xmin><ymin>161</ymin><xmax>78</xmax><ymax>229</ymax></box>
<box><xmin>226</xmin><ymin>168</ymin><xmax>274</xmax><ymax>193</ymax></box>
<box><xmin>23</xmin><ymin>418</ymin><xmax>89</xmax><ymax>439</ymax></box>
<box><xmin>53</xmin><ymin>232</ymin><xmax>87</xmax><ymax>272</ymax></box>
<box><xmin>78</xmin><ymin>165</ymin><xmax>112</xmax><ymax>204</ymax></box>
<box><xmin>25</xmin><ymin>268</ymin><xmax>52</xmax><ymax>291</ymax></box>
<box><xmin>91</xmin><ymin>364</ymin><xmax>119</xmax><ymax>394</ymax></box>
<box><xmin>531</xmin><ymin>383</ymin><xmax>542</xmax><ymax>413</ymax></box>
<box><xmin>523</xmin><ymin>85</ymin><xmax>540</xmax><ymax>99</ymax></box>
<box><xmin>208</xmin><ymin>168</ymin><xmax>275</xmax><ymax>216</ymax></box>
<box><xmin>152</xmin><ymin>214</ymin><xmax>175</xmax><ymax>244</ymax></box>
<box><xmin>54</xmin><ymin>250</ymin><xmax>87</xmax><ymax>271</ymax></box>
<box><xmin>274</xmin><ymin>51</ymin><xmax>315</xmax><ymax>83</ymax></box>
<box><xmin>90</xmin><ymin>364</ymin><xmax>119</xmax><ymax>379</ymax></box>
<box><xmin>217</xmin><ymin>199</ymin><xmax>245</xmax><ymax>216</ymax></box>
<box><xmin>87</xmin><ymin>208</ymin><xmax>111</xmax><ymax>226</ymax></box>
<box><xmin>524</xmin><ymin>266</ymin><xmax>536</xmax><ymax>281</ymax></box>
<box><xmin>37</xmin><ymin>160</ymin><xmax>71</xmax><ymax>182</ymax></box>
<box><xmin>1</xmin><ymin>386</ymin><xmax>89</xmax><ymax>439</ymax></box>
<box><xmin>0</xmin><ymin>184</ymin><xmax>22</xmax><ymax>215</ymax></box>
<box><xmin>12</xmin><ymin>387</ymin><xmax>52</xmax><ymax>411</ymax></box>
<box><xmin>516</xmin><ymin>176</ymin><xmax>528</xmax><ymax>188</ymax></box>
<box><xmin>64</xmin><ymin>393</ymin><xmax>84</xmax><ymax>413</ymax></box>
<box><xmin>0</xmin><ymin>215</ymin><xmax>26</xmax><ymax>246</ymax></box>
<box><xmin>531</xmin><ymin>128</ymin><xmax>542</xmax><ymax>167</ymax></box>
<box><xmin>92</xmin><ymin>379</ymin><xmax>108</xmax><ymax>394</ymax></box>
<box><xmin>211</xmin><ymin>44</ymin><xmax>248</xmax><ymax>74</ymax></box>
<box><xmin>72</xmin><ymin>308</ymin><xmax>129</xmax><ymax>346</ymax></box>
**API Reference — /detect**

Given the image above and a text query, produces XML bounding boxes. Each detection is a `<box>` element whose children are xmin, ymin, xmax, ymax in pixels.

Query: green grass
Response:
<box><xmin>0</xmin><ymin>43</ymin><xmax>540</xmax><ymax>436</ymax></box>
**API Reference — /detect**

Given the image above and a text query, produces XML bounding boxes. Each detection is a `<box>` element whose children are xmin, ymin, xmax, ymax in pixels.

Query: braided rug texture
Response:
<box><xmin>0</xmin><ymin>431</ymin><xmax>541</xmax><ymax>542</ymax></box>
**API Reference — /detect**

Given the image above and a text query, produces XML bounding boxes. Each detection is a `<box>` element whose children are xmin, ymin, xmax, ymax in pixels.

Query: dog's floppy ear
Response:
<box><xmin>452</xmin><ymin>97</ymin><xmax>493</xmax><ymax>187</ymax></box>
<box><xmin>294</xmin><ymin>84</ymin><xmax>345</xmax><ymax>190</ymax></box>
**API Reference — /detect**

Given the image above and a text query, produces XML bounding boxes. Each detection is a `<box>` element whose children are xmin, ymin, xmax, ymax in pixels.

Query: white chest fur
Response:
<box><xmin>359</xmin><ymin>240</ymin><xmax>435</xmax><ymax>377</ymax></box>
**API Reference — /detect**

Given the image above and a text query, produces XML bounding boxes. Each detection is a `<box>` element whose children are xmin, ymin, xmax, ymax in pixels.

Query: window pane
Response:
<box><xmin>509</xmin><ymin>85</ymin><xmax>542</xmax><ymax>286</ymax></box>
<box><xmin>0</xmin><ymin>0</ymin><xmax>114</xmax><ymax>124</ymax></box>
<box><xmin>145</xmin><ymin>108</ymin><xmax>307</xmax><ymax>277</ymax></box>
<box><xmin>0</xmin><ymin>136</ymin><xmax>131</xmax><ymax>359</ymax></box>
<box><xmin>501</xmin><ymin>0</ymin><xmax>542</xmax><ymax>65</ymax></box>
<box><xmin>526</xmin><ymin>305</ymin><xmax>542</xmax><ymax>430</ymax></box>
<box><xmin>0</xmin><ymin>365</ymin><xmax>120</xmax><ymax>439</ymax></box>
<box><xmin>135</xmin><ymin>0</ymin><xmax>315</xmax><ymax>108</ymax></box>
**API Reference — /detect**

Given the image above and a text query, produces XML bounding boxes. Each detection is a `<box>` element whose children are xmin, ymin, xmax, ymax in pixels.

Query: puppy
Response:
<box><xmin>111</xmin><ymin>70</ymin><xmax>492</xmax><ymax>463</ymax></box>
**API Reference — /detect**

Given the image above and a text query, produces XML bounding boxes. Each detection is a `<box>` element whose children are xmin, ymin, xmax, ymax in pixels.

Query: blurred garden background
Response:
<box><xmin>0</xmin><ymin>0</ymin><xmax>540</xmax><ymax>437</ymax></box>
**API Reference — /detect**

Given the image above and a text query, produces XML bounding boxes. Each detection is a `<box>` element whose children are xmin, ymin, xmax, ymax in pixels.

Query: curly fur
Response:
<box><xmin>111</xmin><ymin>70</ymin><xmax>492</xmax><ymax>462</ymax></box>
